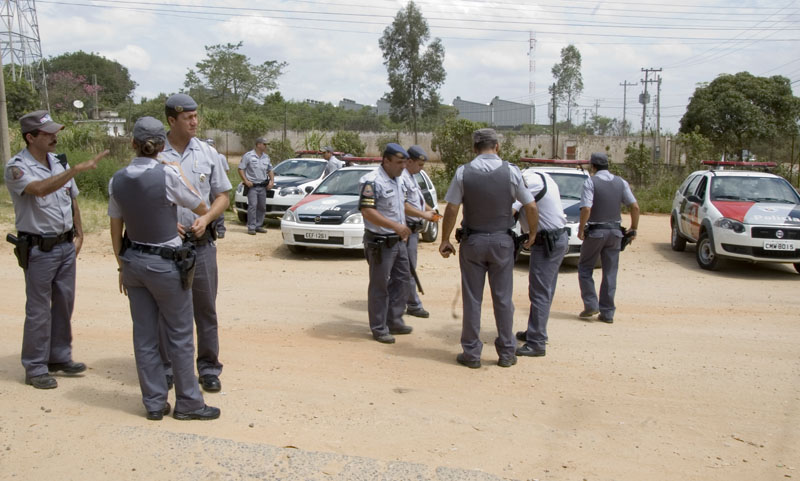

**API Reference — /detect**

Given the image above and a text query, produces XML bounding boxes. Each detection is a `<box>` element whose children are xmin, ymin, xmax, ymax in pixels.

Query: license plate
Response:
<box><xmin>304</xmin><ymin>232</ymin><xmax>329</xmax><ymax>240</ymax></box>
<box><xmin>763</xmin><ymin>240</ymin><xmax>795</xmax><ymax>251</ymax></box>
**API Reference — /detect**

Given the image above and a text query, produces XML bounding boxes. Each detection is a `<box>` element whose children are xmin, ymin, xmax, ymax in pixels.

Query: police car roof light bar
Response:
<box><xmin>702</xmin><ymin>160</ymin><xmax>777</xmax><ymax>171</ymax></box>
<box><xmin>519</xmin><ymin>158</ymin><xmax>590</xmax><ymax>165</ymax></box>
<box><xmin>342</xmin><ymin>156</ymin><xmax>383</xmax><ymax>164</ymax></box>
<box><xmin>294</xmin><ymin>149</ymin><xmax>346</xmax><ymax>157</ymax></box>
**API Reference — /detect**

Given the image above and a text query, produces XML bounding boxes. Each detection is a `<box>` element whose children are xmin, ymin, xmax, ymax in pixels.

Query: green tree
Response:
<box><xmin>379</xmin><ymin>1</ymin><xmax>446</xmax><ymax>142</ymax></box>
<box><xmin>3</xmin><ymin>66</ymin><xmax>39</xmax><ymax>120</ymax></box>
<box><xmin>431</xmin><ymin>117</ymin><xmax>484</xmax><ymax>180</ymax></box>
<box><xmin>185</xmin><ymin>42</ymin><xmax>287</xmax><ymax>105</ymax></box>
<box><xmin>550</xmin><ymin>45</ymin><xmax>583</xmax><ymax>124</ymax></box>
<box><xmin>679</xmin><ymin>72</ymin><xmax>800</xmax><ymax>157</ymax></box>
<box><xmin>45</xmin><ymin>51</ymin><xmax>137</xmax><ymax>107</ymax></box>
<box><xmin>624</xmin><ymin>143</ymin><xmax>652</xmax><ymax>186</ymax></box>
<box><xmin>675</xmin><ymin>128</ymin><xmax>714</xmax><ymax>171</ymax></box>
<box><xmin>331</xmin><ymin>131</ymin><xmax>366</xmax><ymax>156</ymax></box>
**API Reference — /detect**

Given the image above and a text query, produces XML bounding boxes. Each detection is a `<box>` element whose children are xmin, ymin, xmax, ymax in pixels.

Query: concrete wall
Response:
<box><xmin>205</xmin><ymin>128</ymin><xmax>671</xmax><ymax>164</ymax></box>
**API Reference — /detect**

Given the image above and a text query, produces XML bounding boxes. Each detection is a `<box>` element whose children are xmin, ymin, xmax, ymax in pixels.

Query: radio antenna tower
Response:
<box><xmin>528</xmin><ymin>31</ymin><xmax>536</xmax><ymax>124</ymax></box>
<box><xmin>1</xmin><ymin>0</ymin><xmax>49</xmax><ymax>108</ymax></box>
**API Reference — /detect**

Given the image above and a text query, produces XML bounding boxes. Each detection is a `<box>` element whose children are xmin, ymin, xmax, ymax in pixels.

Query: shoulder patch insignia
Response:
<box><xmin>9</xmin><ymin>166</ymin><xmax>24</xmax><ymax>180</ymax></box>
<box><xmin>359</xmin><ymin>181</ymin><xmax>376</xmax><ymax>209</ymax></box>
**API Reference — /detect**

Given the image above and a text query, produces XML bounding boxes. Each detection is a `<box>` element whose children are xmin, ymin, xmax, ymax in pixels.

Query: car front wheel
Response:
<box><xmin>287</xmin><ymin>244</ymin><xmax>306</xmax><ymax>254</ymax></box>
<box><xmin>794</xmin><ymin>263</ymin><xmax>800</xmax><ymax>275</ymax></box>
<box><xmin>671</xmin><ymin>218</ymin><xmax>687</xmax><ymax>252</ymax></box>
<box><xmin>696</xmin><ymin>232</ymin><xmax>720</xmax><ymax>270</ymax></box>
<box><xmin>421</xmin><ymin>220</ymin><xmax>439</xmax><ymax>242</ymax></box>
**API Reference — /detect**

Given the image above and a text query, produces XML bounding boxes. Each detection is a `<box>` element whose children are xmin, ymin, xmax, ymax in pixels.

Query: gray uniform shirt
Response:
<box><xmin>4</xmin><ymin>148</ymin><xmax>78</xmax><ymax>234</ymax></box>
<box><xmin>359</xmin><ymin>166</ymin><xmax>406</xmax><ymax>235</ymax></box>
<box><xmin>238</xmin><ymin>150</ymin><xmax>272</xmax><ymax>183</ymax></box>
<box><xmin>580</xmin><ymin>170</ymin><xmax>636</xmax><ymax>210</ymax></box>
<box><xmin>323</xmin><ymin>156</ymin><xmax>344</xmax><ymax>177</ymax></box>
<box><xmin>108</xmin><ymin>157</ymin><xmax>204</xmax><ymax>247</ymax></box>
<box><xmin>401</xmin><ymin>169</ymin><xmax>426</xmax><ymax>222</ymax></box>
<box><xmin>513</xmin><ymin>171</ymin><xmax>567</xmax><ymax>233</ymax></box>
<box><xmin>162</xmin><ymin>136</ymin><xmax>232</xmax><ymax>228</ymax></box>
<box><xmin>444</xmin><ymin>154</ymin><xmax>532</xmax><ymax>206</ymax></box>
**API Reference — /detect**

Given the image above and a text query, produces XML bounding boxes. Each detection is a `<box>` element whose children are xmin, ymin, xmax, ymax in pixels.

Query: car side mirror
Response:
<box><xmin>304</xmin><ymin>185</ymin><xmax>314</xmax><ymax>194</ymax></box>
<box><xmin>687</xmin><ymin>194</ymin><xmax>702</xmax><ymax>204</ymax></box>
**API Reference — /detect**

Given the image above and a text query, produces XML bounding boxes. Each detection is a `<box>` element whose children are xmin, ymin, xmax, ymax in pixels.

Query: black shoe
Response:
<box><xmin>597</xmin><ymin>315</ymin><xmax>614</xmax><ymax>324</ymax></box>
<box><xmin>165</xmin><ymin>374</ymin><xmax>174</xmax><ymax>390</ymax></box>
<box><xmin>146</xmin><ymin>402</ymin><xmax>171</xmax><ymax>421</ymax></box>
<box><xmin>406</xmin><ymin>307</ymin><xmax>429</xmax><ymax>318</ymax></box>
<box><xmin>199</xmin><ymin>374</ymin><xmax>221</xmax><ymax>392</ymax></box>
<box><xmin>26</xmin><ymin>373</ymin><xmax>57</xmax><ymax>389</ymax></box>
<box><xmin>389</xmin><ymin>325</ymin><xmax>413</xmax><ymax>335</ymax></box>
<box><xmin>456</xmin><ymin>353</ymin><xmax>481</xmax><ymax>369</ymax></box>
<box><xmin>173</xmin><ymin>404</ymin><xmax>220</xmax><ymax>421</ymax></box>
<box><xmin>48</xmin><ymin>361</ymin><xmax>86</xmax><ymax>375</ymax></box>
<box><xmin>579</xmin><ymin>309</ymin><xmax>599</xmax><ymax>319</ymax></box>
<box><xmin>516</xmin><ymin>344</ymin><xmax>546</xmax><ymax>357</ymax></box>
<box><xmin>217</xmin><ymin>232</ymin><xmax>225</xmax><ymax>239</ymax></box>
<box><xmin>255</xmin><ymin>227</ymin><xmax>267</xmax><ymax>233</ymax></box>
<box><xmin>247</xmin><ymin>230</ymin><xmax>256</xmax><ymax>235</ymax></box>
<box><xmin>515</xmin><ymin>331</ymin><xmax>527</xmax><ymax>342</ymax></box>
<box><xmin>373</xmin><ymin>333</ymin><xmax>396</xmax><ymax>344</ymax></box>
<box><xmin>498</xmin><ymin>356</ymin><xmax>518</xmax><ymax>368</ymax></box>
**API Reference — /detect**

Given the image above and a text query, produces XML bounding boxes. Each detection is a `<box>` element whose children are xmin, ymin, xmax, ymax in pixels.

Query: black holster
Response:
<box><xmin>176</xmin><ymin>232</ymin><xmax>198</xmax><ymax>290</ymax></box>
<box><xmin>620</xmin><ymin>226</ymin><xmax>635</xmax><ymax>251</ymax></box>
<box><xmin>7</xmin><ymin>233</ymin><xmax>31</xmax><ymax>270</ymax></box>
<box><xmin>511</xmin><ymin>230</ymin><xmax>528</xmax><ymax>261</ymax></box>
<box><xmin>455</xmin><ymin>227</ymin><xmax>465</xmax><ymax>243</ymax></box>
<box><xmin>407</xmin><ymin>219</ymin><xmax>424</xmax><ymax>234</ymax></box>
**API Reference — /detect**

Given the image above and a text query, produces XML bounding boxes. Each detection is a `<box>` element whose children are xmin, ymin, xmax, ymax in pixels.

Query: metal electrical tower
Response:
<box><xmin>1</xmin><ymin>0</ymin><xmax>48</xmax><ymax>106</ymax></box>
<box><xmin>528</xmin><ymin>31</ymin><xmax>536</xmax><ymax>124</ymax></box>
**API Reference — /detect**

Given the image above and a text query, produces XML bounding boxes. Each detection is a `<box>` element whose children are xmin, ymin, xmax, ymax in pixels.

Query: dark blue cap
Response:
<box><xmin>383</xmin><ymin>142</ymin><xmax>409</xmax><ymax>159</ymax></box>
<box><xmin>590</xmin><ymin>152</ymin><xmax>609</xmax><ymax>166</ymax></box>
<box><xmin>133</xmin><ymin>116</ymin><xmax>166</xmax><ymax>143</ymax></box>
<box><xmin>165</xmin><ymin>93</ymin><xmax>197</xmax><ymax>114</ymax></box>
<box><xmin>407</xmin><ymin>145</ymin><xmax>427</xmax><ymax>161</ymax></box>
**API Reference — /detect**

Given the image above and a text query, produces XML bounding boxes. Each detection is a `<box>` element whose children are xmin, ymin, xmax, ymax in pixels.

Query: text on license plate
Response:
<box><xmin>304</xmin><ymin>232</ymin><xmax>329</xmax><ymax>240</ymax></box>
<box><xmin>763</xmin><ymin>240</ymin><xmax>795</xmax><ymax>251</ymax></box>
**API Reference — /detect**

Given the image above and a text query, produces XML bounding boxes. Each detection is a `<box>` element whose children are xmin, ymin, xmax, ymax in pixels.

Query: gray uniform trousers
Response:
<box><xmin>122</xmin><ymin>249</ymin><xmax>205</xmax><ymax>413</ymax></box>
<box><xmin>578</xmin><ymin>230</ymin><xmax>621</xmax><ymax>319</ymax></box>
<box><xmin>246</xmin><ymin>185</ymin><xmax>267</xmax><ymax>230</ymax></box>
<box><xmin>406</xmin><ymin>232</ymin><xmax>423</xmax><ymax>309</ymax></box>
<box><xmin>21</xmin><ymin>242</ymin><xmax>76</xmax><ymax>377</ymax></box>
<box><xmin>158</xmin><ymin>242</ymin><xmax>223</xmax><ymax>377</ymax></box>
<box><xmin>522</xmin><ymin>231</ymin><xmax>568</xmax><ymax>350</ymax></box>
<box><xmin>214</xmin><ymin>213</ymin><xmax>226</xmax><ymax>237</ymax></box>
<box><xmin>458</xmin><ymin>233</ymin><xmax>516</xmax><ymax>361</ymax></box>
<box><xmin>365</xmin><ymin>237</ymin><xmax>411</xmax><ymax>336</ymax></box>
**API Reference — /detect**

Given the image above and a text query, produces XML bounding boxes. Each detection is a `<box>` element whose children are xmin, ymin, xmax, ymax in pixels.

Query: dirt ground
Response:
<box><xmin>0</xmin><ymin>213</ymin><xmax>798</xmax><ymax>480</ymax></box>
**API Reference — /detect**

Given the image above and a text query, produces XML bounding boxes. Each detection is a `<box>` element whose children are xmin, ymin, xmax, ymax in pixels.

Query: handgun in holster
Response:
<box><xmin>175</xmin><ymin>231</ymin><xmax>198</xmax><ymax>290</ymax></box>
<box><xmin>6</xmin><ymin>233</ymin><xmax>31</xmax><ymax>270</ymax></box>
<box><xmin>619</xmin><ymin>226</ymin><xmax>635</xmax><ymax>251</ymax></box>
<box><xmin>455</xmin><ymin>227</ymin><xmax>465</xmax><ymax>243</ymax></box>
<box><xmin>510</xmin><ymin>230</ymin><xmax>528</xmax><ymax>261</ymax></box>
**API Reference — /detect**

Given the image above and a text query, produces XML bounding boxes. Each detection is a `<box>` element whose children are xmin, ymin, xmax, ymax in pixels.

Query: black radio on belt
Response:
<box><xmin>407</xmin><ymin>219</ymin><xmax>424</xmax><ymax>234</ymax></box>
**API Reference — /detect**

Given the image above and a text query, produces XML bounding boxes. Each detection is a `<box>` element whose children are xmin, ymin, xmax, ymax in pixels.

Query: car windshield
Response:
<box><xmin>273</xmin><ymin>159</ymin><xmax>325</xmax><ymax>179</ymax></box>
<box><xmin>549</xmin><ymin>173</ymin><xmax>587</xmax><ymax>199</ymax></box>
<box><xmin>315</xmin><ymin>169</ymin><xmax>371</xmax><ymax>196</ymax></box>
<box><xmin>710</xmin><ymin>176</ymin><xmax>800</xmax><ymax>204</ymax></box>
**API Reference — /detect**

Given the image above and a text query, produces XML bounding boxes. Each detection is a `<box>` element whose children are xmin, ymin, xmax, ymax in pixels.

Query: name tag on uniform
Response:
<box><xmin>386</xmin><ymin>189</ymin><xmax>393</xmax><ymax>194</ymax></box>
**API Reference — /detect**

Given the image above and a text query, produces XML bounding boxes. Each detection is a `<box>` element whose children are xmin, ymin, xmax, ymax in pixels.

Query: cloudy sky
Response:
<box><xmin>27</xmin><ymin>0</ymin><xmax>800</xmax><ymax>133</ymax></box>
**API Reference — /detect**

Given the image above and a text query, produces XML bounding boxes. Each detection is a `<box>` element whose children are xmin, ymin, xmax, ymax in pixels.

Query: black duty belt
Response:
<box><xmin>365</xmin><ymin>230</ymin><xmax>401</xmax><ymax>246</ymax></box>
<box><xmin>534</xmin><ymin>227</ymin><xmax>567</xmax><ymax>245</ymax></box>
<box><xmin>253</xmin><ymin>182</ymin><xmax>269</xmax><ymax>187</ymax></box>
<box><xmin>586</xmin><ymin>222</ymin><xmax>621</xmax><ymax>231</ymax></box>
<box><xmin>20</xmin><ymin>229</ymin><xmax>74</xmax><ymax>251</ymax></box>
<box><xmin>130</xmin><ymin>242</ymin><xmax>177</xmax><ymax>260</ymax></box>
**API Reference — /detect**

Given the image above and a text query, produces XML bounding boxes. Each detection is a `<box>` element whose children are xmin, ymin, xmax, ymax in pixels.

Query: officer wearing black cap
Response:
<box><xmin>322</xmin><ymin>146</ymin><xmax>343</xmax><ymax>177</ymax></box>
<box><xmin>109</xmin><ymin>116</ymin><xmax>219</xmax><ymax>420</ymax></box>
<box><xmin>401</xmin><ymin>145</ymin><xmax>437</xmax><ymax>318</ymax></box>
<box><xmin>161</xmin><ymin>93</ymin><xmax>232</xmax><ymax>393</ymax></box>
<box><xmin>5</xmin><ymin>110</ymin><xmax>108</xmax><ymax>389</ymax></box>
<box><xmin>359</xmin><ymin>143</ymin><xmax>414</xmax><ymax>344</ymax></box>
<box><xmin>577</xmin><ymin>152</ymin><xmax>640</xmax><ymax>323</ymax></box>
<box><xmin>439</xmin><ymin>128</ymin><xmax>537</xmax><ymax>369</ymax></box>
<box><xmin>238</xmin><ymin>136</ymin><xmax>273</xmax><ymax>235</ymax></box>
<box><xmin>205</xmin><ymin>138</ymin><xmax>229</xmax><ymax>239</ymax></box>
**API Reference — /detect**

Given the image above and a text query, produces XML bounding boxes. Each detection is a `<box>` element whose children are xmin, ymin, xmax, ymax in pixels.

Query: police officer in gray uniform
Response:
<box><xmin>577</xmin><ymin>152</ymin><xmax>640</xmax><ymax>323</ymax></box>
<box><xmin>161</xmin><ymin>94</ymin><xmax>232</xmax><ymax>392</ymax></box>
<box><xmin>513</xmin><ymin>170</ymin><xmax>568</xmax><ymax>357</ymax></box>
<box><xmin>401</xmin><ymin>145</ymin><xmax>437</xmax><ymax>318</ymax></box>
<box><xmin>238</xmin><ymin>137</ymin><xmax>274</xmax><ymax>235</ymax></box>
<box><xmin>439</xmin><ymin>129</ymin><xmax>537</xmax><ymax>368</ymax></box>
<box><xmin>205</xmin><ymin>138</ymin><xmax>229</xmax><ymax>239</ymax></box>
<box><xmin>109</xmin><ymin>116</ymin><xmax>219</xmax><ymax>420</ymax></box>
<box><xmin>322</xmin><ymin>146</ymin><xmax>343</xmax><ymax>177</ymax></box>
<box><xmin>359</xmin><ymin>143</ymin><xmax>414</xmax><ymax>344</ymax></box>
<box><xmin>5</xmin><ymin>110</ymin><xmax>108</xmax><ymax>389</ymax></box>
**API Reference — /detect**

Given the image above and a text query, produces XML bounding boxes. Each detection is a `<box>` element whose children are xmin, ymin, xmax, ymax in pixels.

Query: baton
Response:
<box><xmin>409</xmin><ymin>262</ymin><xmax>424</xmax><ymax>295</ymax></box>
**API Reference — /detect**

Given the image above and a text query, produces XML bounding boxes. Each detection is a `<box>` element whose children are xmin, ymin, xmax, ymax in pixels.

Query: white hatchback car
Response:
<box><xmin>517</xmin><ymin>165</ymin><xmax>589</xmax><ymax>261</ymax></box>
<box><xmin>281</xmin><ymin>164</ymin><xmax>439</xmax><ymax>253</ymax></box>
<box><xmin>670</xmin><ymin>167</ymin><xmax>800</xmax><ymax>272</ymax></box>
<box><xmin>233</xmin><ymin>157</ymin><xmax>327</xmax><ymax>223</ymax></box>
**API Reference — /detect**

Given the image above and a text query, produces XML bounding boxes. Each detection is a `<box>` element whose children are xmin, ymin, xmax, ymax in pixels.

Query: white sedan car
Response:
<box><xmin>233</xmin><ymin>157</ymin><xmax>327</xmax><ymax>223</ymax></box>
<box><xmin>281</xmin><ymin>165</ymin><xmax>438</xmax><ymax>253</ymax></box>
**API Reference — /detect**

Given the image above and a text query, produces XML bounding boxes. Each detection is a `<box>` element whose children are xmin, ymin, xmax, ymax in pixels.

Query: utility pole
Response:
<box><xmin>550</xmin><ymin>84</ymin><xmax>557</xmax><ymax>158</ymax></box>
<box><xmin>640</xmin><ymin>67</ymin><xmax>662</xmax><ymax>159</ymax></box>
<box><xmin>0</xmin><ymin>52</ymin><xmax>10</xmax><ymax>165</ymax></box>
<box><xmin>594</xmin><ymin>98</ymin><xmax>602</xmax><ymax>131</ymax></box>
<box><xmin>92</xmin><ymin>74</ymin><xmax>99</xmax><ymax>119</ymax></box>
<box><xmin>656</xmin><ymin>75</ymin><xmax>662</xmax><ymax>160</ymax></box>
<box><xmin>619</xmin><ymin>80</ymin><xmax>636</xmax><ymax>136</ymax></box>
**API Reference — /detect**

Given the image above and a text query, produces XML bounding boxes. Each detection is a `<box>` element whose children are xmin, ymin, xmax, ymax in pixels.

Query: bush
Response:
<box><xmin>432</xmin><ymin>118</ymin><xmax>484</xmax><ymax>180</ymax></box>
<box><xmin>624</xmin><ymin>142</ymin><xmax>652</xmax><ymax>186</ymax></box>
<box><xmin>331</xmin><ymin>131</ymin><xmax>366</xmax><ymax>156</ymax></box>
<box><xmin>266</xmin><ymin>138</ymin><xmax>295</xmax><ymax>163</ymax></box>
<box><xmin>375</xmin><ymin>133</ymin><xmax>400</xmax><ymax>154</ymax></box>
<box><xmin>631</xmin><ymin>167</ymin><xmax>684</xmax><ymax>213</ymax></box>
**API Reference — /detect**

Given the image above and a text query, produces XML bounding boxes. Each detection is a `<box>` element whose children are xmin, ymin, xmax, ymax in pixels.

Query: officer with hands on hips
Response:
<box><xmin>513</xmin><ymin>169</ymin><xmax>568</xmax><ymax>357</ymax></box>
<box><xmin>401</xmin><ymin>145</ymin><xmax>438</xmax><ymax>318</ymax></box>
<box><xmin>439</xmin><ymin>128</ymin><xmax>537</xmax><ymax>369</ymax></box>
<box><xmin>359</xmin><ymin>143</ymin><xmax>414</xmax><ymax>344</ymax></box>
<box><xmin>238</xmin><ymin>137</ymin><xmax>273</xmax><ymax>235</ymax></box>
<box><xmin>109</xmin><ymin>116</ymin><xmax>220</xmax><ymax>421</ymax></box>
<box><xmin>5</xmin><ymin>110</ymin><xmax>109</xmax><ymax>389</ymax></box>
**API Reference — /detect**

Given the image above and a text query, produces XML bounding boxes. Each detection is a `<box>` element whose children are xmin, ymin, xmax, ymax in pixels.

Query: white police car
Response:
<box><xmin>233</xmin><ymin>157</ymin><xmax>327</xmax><ymax>223</ymax></box>
<box><xmin>670</xmin><ymin>163</ymin><xmax>800</xmax><ymax>273</ymax></box>
<box><xmin>517</xmin><ymin>164</ymin><xmax>589</xmax><ymax>261</ymax></box>
<box><xmin>281</xmin><ymin>164</ymin><xmax>438</xmax><ymax>253</ymax></box>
